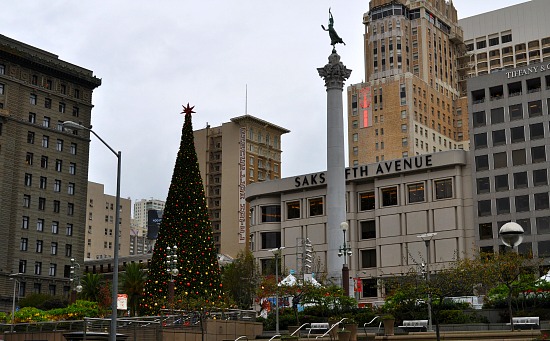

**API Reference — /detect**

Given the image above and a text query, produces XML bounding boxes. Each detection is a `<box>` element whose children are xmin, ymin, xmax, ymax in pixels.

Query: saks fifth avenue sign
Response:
<box><xmin>507</xmin><ymin>63</ymin><xmax>550</xmax><ymax>79</ymax></box>
<box><xmin>294</xmin><ymin>154</ymin><xmax>433</xmax><ymax>188</ymax></box>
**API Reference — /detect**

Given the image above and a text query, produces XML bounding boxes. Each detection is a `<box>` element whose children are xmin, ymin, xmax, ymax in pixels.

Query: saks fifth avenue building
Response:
<box><xmin>246</xmin><ymin>150</ymin><xmax>475</xmax><ymax>305</ymax></box>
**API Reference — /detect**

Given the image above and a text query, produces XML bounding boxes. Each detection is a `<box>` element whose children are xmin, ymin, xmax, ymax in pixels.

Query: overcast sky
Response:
<box><xmin>2</xmin><ymin>1</ymin><xmax>527</xmax><ymax>205</ymax></box>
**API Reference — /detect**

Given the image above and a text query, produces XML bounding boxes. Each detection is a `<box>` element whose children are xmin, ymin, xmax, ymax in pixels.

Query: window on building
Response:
<box><xmin>42</xmin><ymin>135</ymin><xmax>49</xmax><ymax>148</ymax></box>
<box><xmin>478</xmin><ymin>200</ymin><xmax>492</xmax><ymax>216</ymax></box>
<box><xmin>51</xmin><ymin>242</ymin><xmax>58</xmax><ymax>255</ymax></box>
<box><xmin>361</xmin><ymin>249</ymin><xmax>377</xmax><ymax>268</ymax></box>
<box><xmin>39</xmin><ymin>176</ymin><xmax>47</xmax><ymax>189</ymax></box>
<box><xmin>496</xmin><ymin>198</ymin><xmax>510</xmax><ymax>214</ymax></box>
<box><xmin>435</xmin><ymin>179</ymin><xmax>453</xmax><ymax>199</ymax></box>
<box><xmin>476</xmin><ymin>177</ymin><xmax>490</xmax><ymax>194</ymax></box>
<box><xmin>495</xmin><ymin>175</ymin><xmax>509</xmax><ymax>192</ymax></box>
<box><xmin>68</xmin><ymin>183</ymin><xmax>75</xmax><ymax>195</ymax></box>
<box><xmin>528</xmin><ymin>100</ymin><xmax>542</xmax><ymax>117</ymax></box>
<box><xmin>261</xmin><ymin>205</ymin><xmax>281</xmax><ymax>222</ymax></box>
<box><xmin>20</xmin><ymin>238</ymin><xmax>28</xmax><ymax>251</ymax></box>
<box><xmin>36</xmin><ymin>219</ymin><xmax>44</xmax><ymax>232</ymax></box>
<box><xmin>515</xmin><ymin>195</ymin><xmax>530</xmax><ymax>212</ymax></box>
<box><xmin>261</xmin><ymin>232</ymin><xmax>281</xmax><ymax>249</ymax></box>
<box><xmin>65</xmin><ymin>244</ymin><xmax>72</xmax><ymax>257</ymax></box>
<box><xmin>43</xmin><ymin>117</ymin><xmax>50</xmax><ymax>128</ymax></box>
<box><xmin>493</xmin><ymin>152</ymin><xmax>507</xmax><ymax>169</ymax></box>
<box><xmin>475</xmin><ymin>155</ymin><xmax>489</xmax><ymax>171</ymax></box>
<box><xmin>492</xmin><ymin>130</ymin><xmax>506</xmax><ymax>146</ymax></box>
<box><xmin>286</xmin><ymin>201</ymin><xmax>300</xmax><ymax>219</ymax></box>
<box><xmin>68</xmin><ymin>203</ymin><xmax>74</xmax><ymax>216</ymax></box>
<box><xmin>51</xmin><ymin>221</ymin><xmax>59</xmax><ymax>234</ymax></box>
<box><xmin>35</xmin><ymin>262</ymin><xmax>42</xmax><ymax>275</ymax></box>
<box><xmin>360</xmin><ymin>220</ymin><xmax>376</xmax><ymax>239</ymax></box>
<box><xmin>491</xmin><ymin>107</ymin><xmax>505</xmax><ymax>124</ymax></box>
<box><xmin>408</xmin><ymin>183</ymin><xmax>425</xmax><ymax>203</ymax></box>
<box><xmin>19</xmin><ymin>260</ymin><xmax>27</xmax><ymax>274</ymax></box>
<box><xmin>69</xmin><ymin>163</ymin><xmax>76</xmax><ymax>175</ymax></box>
<box><xmin>26</xmin><ymin>153</ymin><xmax>33</xmax><ymax>165</ymax></box>
<box><xmin>359</xmin><ymin>192</ymin><xmax>375</xmax><ymax>211</ymax></box>
<box><xmin>38</xmin><ymin>197</ymin><xmax>46</xmax><ymax>210</ymax></box>
<box><xmin>24</xmin><ymin>173</ymin><xmax>32</xmax><ymax>187</ymax></box>
<box><xmin>472</xmin><ymin>111</ymin><xmax>486</xmax><ymax>127</ymax></box>
<box><xmin>533</xmin><ymin>169</ymin><xmax>548</xmax><ymax>186</ymax></box>
<box><xmin>36</xmin><ymin>240</ymin><xmax>43</xmax><ymax>253</ymax></box>
<box><xmin>30</xmin><ymin>94</ymin><xmax>37</xmax><ymax>105</ymax></box>
<box><xmin>535</xmin><ymin>193</ymin><xmax>549</xmax><ymax>210</ymax></box>
<box><xmin>66</xmin><ymin>224</ymin><xmax>73</xmax><ymax>236</ymax></box>
<box><xmin>22</xmin><ymin>216</ymin><xmax>29</xmax><ymax>229</ymax></box>
<box><xmin>53</xmin><ymin>200</ymin><xmax>60</xmax><ymax>213</ymax></box>
<box><xmin>55</xmin><ymin>159</ymin><xmax>62</xmax><ymax>172</ymax></box>
<box><xmin>511</xmin><ymin>126</ymin><xmax>525</xmax><ymax>143</ymax></box>
<box><xmin>512</xmin><ymin>149</ymin><xmax>526</xmax><ymax>166</ymax></box>
<box><xmin>59</xmin><ymin>103</ymin><xmax>65</xmax><ymax>113</ymax></box>
<box><xmin>509</xmin><ymin>104</ymin><xmax>523</xmax><ymax>120</ymax></box>
<box><xmin>474</xmin><ymin>133</ymin><xmax>487</xmax><ymax>149</ymax></box>
<box><xmin>514</xmin><ymin>172</ymin><xmax>528</xmax><ymax>189</ymax></box>
<box><xmin>530</xmin><ymin>123</ymin><xmax>545</xmax><ymax>140</ymax></box>
<box><xmin>479</xmin><ymin>223</ymin><xmax>493</xmax><ymax>240</ymax></box>
<box><xmin>381</xmin><ymin>187</ymin><xmax>398</xmax><ymax>206</ymax></box>
<box><xmin>532</xmin><ymin>146</ymin><xmax>546</xmax><ymax>163</ymax></box>
<box><xmin>56</xmin><ymin>139</ymin><xmax>63</xmax><ymax>151</ymax></box>
<box><xmin>309</xmin><ymin>197</ymin><xmax>324</xmax><ymax>216</ymax></box>
<box><xmin>70</xmin><ymin>143</ymin><xmax>77</xmax><ymax>155</ymax></box>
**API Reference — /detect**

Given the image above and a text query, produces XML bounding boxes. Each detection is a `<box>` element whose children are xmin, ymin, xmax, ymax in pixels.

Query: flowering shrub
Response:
<box><xmin>13</xmin><ymin>307</ymin><xmax>50</xmax><ymax>323</ymax></box>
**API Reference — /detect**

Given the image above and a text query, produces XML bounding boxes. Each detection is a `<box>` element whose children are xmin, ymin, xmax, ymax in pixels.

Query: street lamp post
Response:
<box><xmin>9</xmin><ymin>273</ymin><xmax>22</xmax><ymax>333</ymax></box>
<box><xmin>417</xmin><ymin>232</ymin><xmax>437</xmax><ymax>332</ymax></box>
<box><xmin>166</xmin><ymin>245</ymin><xmax>179</xmax><ymax>313</ymax></box>
<box><xmin>70</xmin><ymin>258</ymin><xmax>83</xmax><ymax>303</ymax></box>
<box><xmin>499</xmin><ymin>222</ymin><xmax>524</xmax><ymax>331</ymax></box>
<box><xmin>269</xmin><ymin>246</ymin><xmax>285</xmax><ymax>335</ymax></box>
<box><xmin>62</xmin><ymin>121</ymin><xmax>121</xmax><ymax>341</ymax></box>
<box><xmin>338</xmin><ymin>222</ymin><xmax>352</xmax><ymax>296</ymax></box>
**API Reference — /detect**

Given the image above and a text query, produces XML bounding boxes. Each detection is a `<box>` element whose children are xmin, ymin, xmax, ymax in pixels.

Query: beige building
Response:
<box><xmin>347</xmin><ymin>0</ymin><xmax>470</xmax><ymax>166</ymax></box>
<box><xmin>0</xmin><ymin>34</ymin><xmax>101</xmax><ymax>307</ymax></box>
<box><xmin>194</xmin><ymin>115</ymin><xmax>289</xmax><ymax>257</ymax></box>
<box><xmin>459</xmin><ymin>0</ymin><xmax>550</xmax><ymax>78</ymax></box>
<box><xmin>85</xmin><ymin>182</ymin><xmax>131</xmax><ymax>260</ymax></box>
<box><xmin>247</xmin><ymin>150</ymin><xmax>475</xmax><ymax>305</ymax></box>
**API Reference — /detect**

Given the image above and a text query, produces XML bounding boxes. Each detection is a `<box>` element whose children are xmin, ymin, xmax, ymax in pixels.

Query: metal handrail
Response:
<box><xmin>235</xmin><ymin>336</ymin><xmax>249</xmax><ymax>341</ymax></box>
<box><xmin>290</xmin><ymin>323</ymin><xmax>310</xmax><ymax>336</ymax></box>
<box><xmin>363</xmin><ymin>316</ymin><xmax>381</xmax><ymax>335</ymax></box>
<box><xmin>315</xmin><ymin>318</ymin><xmax>347</xmax><ymax>339</ymax></box>
<box><xmin>269</xmin><ymin>334</ymin><xmax>281</xmax><ymax>341</ymax></box>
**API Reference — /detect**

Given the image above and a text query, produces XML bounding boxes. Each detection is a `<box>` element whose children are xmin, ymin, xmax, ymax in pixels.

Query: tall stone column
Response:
<box><xmin>318</xmin><ymin>51</ymin><xmax>352</xmax><ymax>283</ymax></box>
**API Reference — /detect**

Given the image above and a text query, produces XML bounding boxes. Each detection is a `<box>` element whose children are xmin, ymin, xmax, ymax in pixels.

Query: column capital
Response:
<box><xmin>318</xmin><ymin>52</ymin><xmax>352</xmax><ymax>89</ymax></box>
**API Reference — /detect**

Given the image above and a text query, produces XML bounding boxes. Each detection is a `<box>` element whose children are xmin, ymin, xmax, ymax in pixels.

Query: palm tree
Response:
<box><xmin>80</xmin><ymin>273</ymin><xmax>104</xmax><ymax>302</ymax></box>
<box><xmin>120</xmin><ymin>262</ymin><xmax>147</xmax><ymax>316</ymax></box>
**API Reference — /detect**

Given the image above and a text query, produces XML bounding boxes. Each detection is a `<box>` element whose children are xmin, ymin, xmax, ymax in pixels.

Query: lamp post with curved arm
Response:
<box><xmin>62</xmin><ymin>121</ymin><xmax>121</xmax><ymax>341</ymax></box>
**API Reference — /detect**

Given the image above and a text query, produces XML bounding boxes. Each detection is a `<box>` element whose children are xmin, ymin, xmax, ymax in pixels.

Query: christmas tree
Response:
<box><xmin>141</xmin><ymin>103</ymin><xmax>222</xmax><ymax>315</ymax></box>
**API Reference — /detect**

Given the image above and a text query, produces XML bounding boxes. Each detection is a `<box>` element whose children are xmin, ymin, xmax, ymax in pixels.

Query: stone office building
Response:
<box><xmin>469</xmin><ymin>60</ymin><xmax>550</xmax><ymax>258</ymax></box>
<box><xmin>0</xmin><ymin>34</ymin><xmax>101</xmax><ymax>309</ymax></box>
<box><xmin>247</xmin><ymin>150</ymin><xmax>475</xmax><ymax>305</ymax></box>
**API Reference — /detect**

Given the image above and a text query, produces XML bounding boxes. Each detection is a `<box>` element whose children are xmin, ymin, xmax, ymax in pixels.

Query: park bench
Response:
<box><xmin>306</xmin><ymin>322</ymin><xmax>330</xmax><ymax>338</ymax></box>
<box><xmin>507</xmin><ymin>316</ymin><xmax>540</xmax><ymax>329</ymax></box>
<box><xmin>398</xmin><ymin>320</ymin><xmax>428</xmax><ymax>332</ymax></box>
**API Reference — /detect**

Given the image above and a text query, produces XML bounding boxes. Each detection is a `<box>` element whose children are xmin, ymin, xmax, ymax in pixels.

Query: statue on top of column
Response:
<box><xmin>321</xmin><ymin>8</ymin><xmax>346</xmax><ymax>49</ymax></box>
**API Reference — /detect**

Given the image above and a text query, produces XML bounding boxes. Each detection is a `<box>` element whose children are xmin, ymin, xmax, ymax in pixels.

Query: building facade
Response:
<box><xmin>0</xmin><ymin>34</ymin><xmax>101</xmax><ymax>307</ymax></box>
<box><xmin>131</xmin><ymin>198</ymin><xmax>164</xmax><ymax>253</ymax></box>
<box><xmin>459</xmin><ymin>0</ymin><xmax>550</xmax><ymax>78</ymax></box>
<box><xmin>468</xmin><ymin>60</ymin><xmax>550</xmax><ymax>258</ymax></box>
<box><xmin>347</xmin><ymin>0</ymin><xmax>469</xmax><ymax>166</ymax></box>
<box><xmin>194</xmin><ymin>115</ymin><xmax>289</xmax><ymax>257</ymax></box>
<box><xmin>85</xmin><ymin>182</ymin><xmax>131</xmax><ymax>260</ymax></box>
<box><xmin>247</xmin><ymin>150</ymin><xmax>475</xmax><ymax>305</ymax></box>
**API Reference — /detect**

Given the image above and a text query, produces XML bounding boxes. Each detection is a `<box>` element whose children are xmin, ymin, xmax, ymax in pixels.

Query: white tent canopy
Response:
<box><xmin>278</xmin><ymin>274</ymin><xmax>321</xmax><ymax>287</ymax></box>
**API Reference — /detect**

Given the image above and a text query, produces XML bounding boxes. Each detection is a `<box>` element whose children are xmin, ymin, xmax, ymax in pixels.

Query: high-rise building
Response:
<box><xmin>0</xmin><ymin>34</ymin><xmax>101</xmax><ymax>305</ymax></box>
<box><xmin>459</xmin><ymin>0</ymin><xmax>550</xmax><ymax>78</ymax></box>
<box><xmin>347</xmin><ymin>0</ymin><xmax>470</xmax><ymax>165</ymax></box>
<box><xmin>194</xmin><ymin>115</ymin><xmax>289</xmax><ymax>257</ymax></box>
<box><xmin>85</xmin><ymin>182</ymin><xmax>131</xmax><ymax>260</ymax></box>
<box><xmin>468</xmin><ymin>60</ymin><xmax>550</xmax><ymax>257</ymax></box>
<box><xmin>132</xmin><ymin>198</ymin><xmax>165</xmax><ymax>236</ymax></box>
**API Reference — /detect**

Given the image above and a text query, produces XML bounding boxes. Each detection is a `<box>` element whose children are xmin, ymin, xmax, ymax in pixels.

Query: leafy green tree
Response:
<box><xmin>80</xmin><ymin>273</ymin><xmax>104</xmax><ymax>302</ymax></box>
<box><xmin>120</xmin><ymin>262</ymin><xmax>147</xmax><ymax>316</ymax></box>
<box><xmin>383</xmin><ymin>257</ymin><xmax>483</xmax><ymax>341</ymax></box>
<box><xmin>474</xmin><ymin>251</ymin><xmax>540</xmax><ymax>330</ymax></box>
<box><xmin>221</xmin><ymin>249</ymin><xmax>259</xmax><ymax>309</ymax></box>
